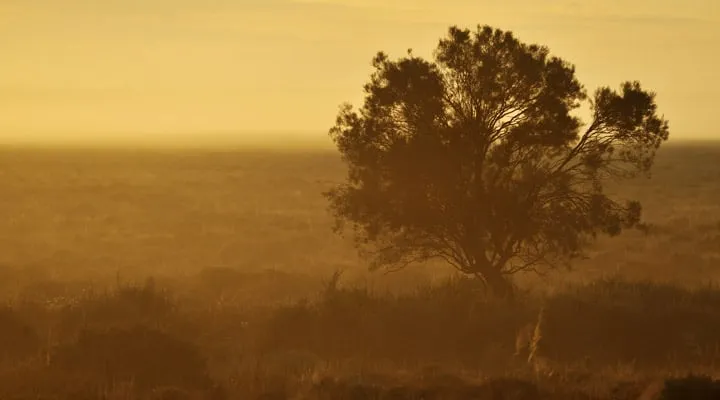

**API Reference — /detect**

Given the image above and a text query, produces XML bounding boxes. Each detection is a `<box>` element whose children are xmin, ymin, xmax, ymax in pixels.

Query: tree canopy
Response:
<box><xmin>324</xmin><ymin>25</ymin><xmax>670</xmax><ymax>299</ymax></box>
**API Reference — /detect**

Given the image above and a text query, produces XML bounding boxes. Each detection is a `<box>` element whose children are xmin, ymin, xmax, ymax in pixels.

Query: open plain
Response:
<box><xmin>0</xmin><ymin>141</ymin><xmax>719</xmax><ymax>399</ymax></box>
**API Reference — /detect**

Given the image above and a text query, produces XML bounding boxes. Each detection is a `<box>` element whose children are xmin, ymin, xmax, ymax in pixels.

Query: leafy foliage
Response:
<box><xmin>325</xmin><ymin>25</ymin><xmax>669</xmax><ymax>296</ymax></box>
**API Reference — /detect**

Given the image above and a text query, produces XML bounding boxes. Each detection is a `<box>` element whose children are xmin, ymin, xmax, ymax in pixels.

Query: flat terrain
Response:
<box><xmin>0</xmin><ymin>142</ymin><xmax>718</xmax><ymax>286</ymax></box>
<box><xmin>1</xmin><ymin>141</ymin><xmax>720</xmax><ymax>399</ymax></box>
<box><xmin>0</xmin><ymin>148</ymin><xmax>349</xmax><ymax>282</ymax></box>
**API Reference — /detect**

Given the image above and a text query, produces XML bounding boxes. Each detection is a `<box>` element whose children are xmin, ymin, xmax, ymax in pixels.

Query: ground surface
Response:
<box><xmin>0</xmin><ymin>141</ymin><xmax>719</xmax><ymax>399</ymax></box>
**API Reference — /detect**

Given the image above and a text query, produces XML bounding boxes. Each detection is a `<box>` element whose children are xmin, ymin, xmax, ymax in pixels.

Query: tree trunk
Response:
<box><xmin>479</xmin><ymin>268</ymin><xmax>515</xmax><ymax>301</ymax></box>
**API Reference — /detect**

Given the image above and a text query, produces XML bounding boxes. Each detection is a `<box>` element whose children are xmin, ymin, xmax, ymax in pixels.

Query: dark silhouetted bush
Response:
<box><xmin>0</xmin><ymin>306</ymin><xmax>40</xmax><ymax>363</ymax></box>
<box><xmin>660</xmin><ymin>375</ymin><xmax>720</xmax><ymax>400</ymax></box>
<box><xmin>50</xmin><ymin>326</ymin><xmax>211</xmax><ymax>392</ymax></box>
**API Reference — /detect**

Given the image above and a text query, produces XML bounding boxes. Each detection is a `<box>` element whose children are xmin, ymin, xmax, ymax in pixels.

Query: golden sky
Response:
<box><xmin>1</xmin><ymin>0</ymin><xmax>718</xmax><ymax>146</ymax></box>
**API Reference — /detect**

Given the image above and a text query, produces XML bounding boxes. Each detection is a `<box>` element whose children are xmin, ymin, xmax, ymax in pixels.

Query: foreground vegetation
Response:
<box><xmin>2</xmin><ymin>272</ymin><xmax>720</xmax><ymax>399</ymax></box>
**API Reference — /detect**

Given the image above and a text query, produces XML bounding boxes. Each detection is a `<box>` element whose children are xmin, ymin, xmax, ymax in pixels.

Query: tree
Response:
<box><xmin>324</xmin><ymin>25</ymin><xmax>669</xmax><ymax>299</ymax></box>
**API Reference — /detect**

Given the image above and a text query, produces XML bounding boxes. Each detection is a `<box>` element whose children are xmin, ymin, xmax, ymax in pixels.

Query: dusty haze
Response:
<box><xmin>2</xmin><ymin>0</ymin><xmax>719</xmax><ymax>146</ymax></box>
<box><xmin>3</xmin><ymin>2</ymin><xmax>720</xmax><ymax>399</ymax></box>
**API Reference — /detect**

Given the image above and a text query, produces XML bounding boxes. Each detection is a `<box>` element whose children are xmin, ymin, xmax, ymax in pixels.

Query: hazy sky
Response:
<box><xmin>2</xmin><ymin>0</ymin><xmax>718</xmax><ymax>146</ymax></box>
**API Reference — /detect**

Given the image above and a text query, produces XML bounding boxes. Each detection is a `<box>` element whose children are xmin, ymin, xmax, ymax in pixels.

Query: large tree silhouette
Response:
<box><xmin>324</xmin><ymin>25</ymin><xmax>669</xmax><ymax>299</ymax></box>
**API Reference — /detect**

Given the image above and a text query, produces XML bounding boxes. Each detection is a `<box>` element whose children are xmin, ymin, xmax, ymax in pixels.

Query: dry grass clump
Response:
<box><xmin>2</xmin><ymin>273</ymin><xmax>720</xmax><ymax>398</ymax></box>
